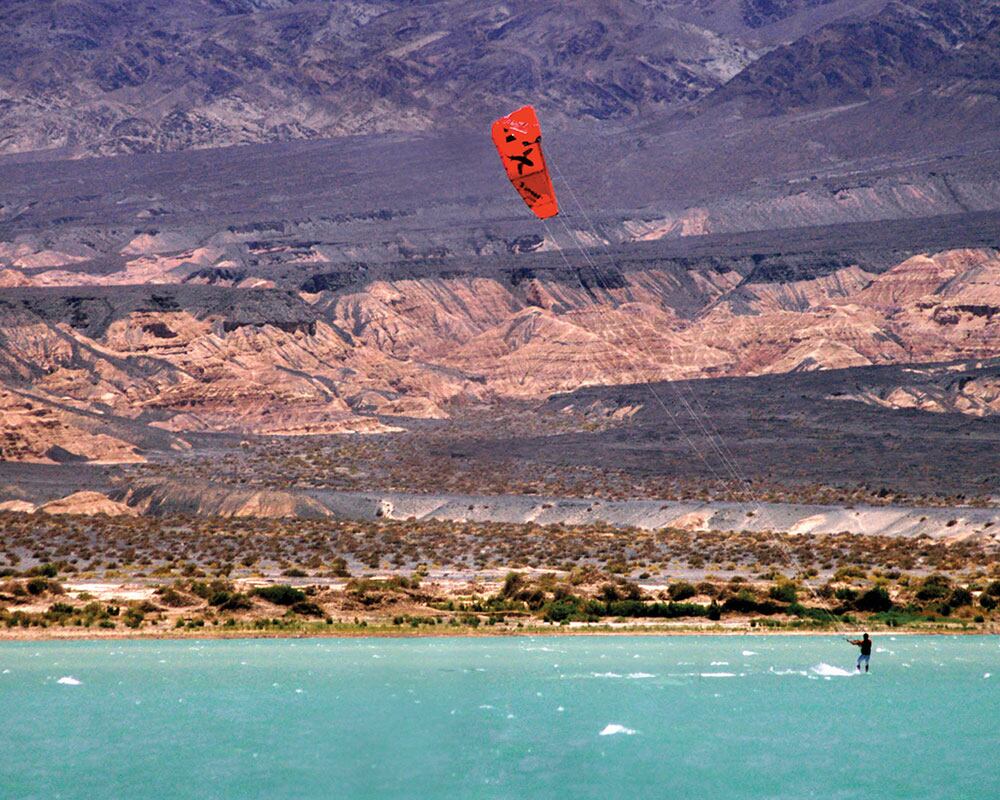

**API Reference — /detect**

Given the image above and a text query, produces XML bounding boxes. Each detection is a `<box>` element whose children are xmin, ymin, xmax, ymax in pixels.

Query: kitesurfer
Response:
<box><xmin>848</xmin><ymin>633</ymin><xmax>873</xmax><ymax>672</ymax></box>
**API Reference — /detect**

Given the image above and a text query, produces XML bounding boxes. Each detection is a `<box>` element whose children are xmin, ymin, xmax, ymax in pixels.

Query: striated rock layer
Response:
<box><xmin>0</xmin><ymin>247</ymin><xmax>999</xmax><ymax>462</ymax></box>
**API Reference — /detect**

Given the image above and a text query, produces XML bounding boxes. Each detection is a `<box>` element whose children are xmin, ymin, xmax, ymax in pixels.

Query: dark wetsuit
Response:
<box><xmin>857</xmin><ymin>638</ymin><xmax>872</xmax><ymax>670</ymax></box>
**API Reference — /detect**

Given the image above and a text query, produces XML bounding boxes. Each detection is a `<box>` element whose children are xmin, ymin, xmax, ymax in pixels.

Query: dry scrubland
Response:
<box><xmin>1</xmin><ymin>511</ymin><xmax>998</xmax><ymax>637</ymax></box>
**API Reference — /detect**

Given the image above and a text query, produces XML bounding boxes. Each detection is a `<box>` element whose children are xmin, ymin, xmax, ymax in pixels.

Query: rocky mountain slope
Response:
<box><xmin>0</xmin><ymin>0</ymin><xmax>996</xmax><ymax>481</ymax></box>
<box><xmin>708</xmin><ymin>0</ymin><xmax>1000</xmax><ymax>115</ymax></box>
<box><xmin>0</xmin><ymin>0</ymin><xmax>892</xmax><ymax>158</ymax></box>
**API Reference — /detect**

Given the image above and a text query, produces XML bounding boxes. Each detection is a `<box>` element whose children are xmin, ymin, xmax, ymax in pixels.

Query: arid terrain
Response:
<box><xmin>1</xmin><ymin>506</ymin><xmax>998</xmax><ymax>638</ymax></box>
<box><xmin>1</xmin><ymin>0</ymin><xmax>998</xmax><ymax>636</ymax></box>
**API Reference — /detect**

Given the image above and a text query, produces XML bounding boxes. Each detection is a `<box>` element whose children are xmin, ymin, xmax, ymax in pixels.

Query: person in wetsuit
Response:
<box><xmin>848</xmin><ymin>633</ymin><xmax>873</xmax><ymax>672</ymax></box>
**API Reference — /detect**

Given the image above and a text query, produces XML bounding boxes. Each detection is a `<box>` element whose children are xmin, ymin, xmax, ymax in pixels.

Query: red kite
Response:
<box><xmin>491</xmin><ymin>105</ymin><xmax>559</xmax><ymax>220</ymax></box>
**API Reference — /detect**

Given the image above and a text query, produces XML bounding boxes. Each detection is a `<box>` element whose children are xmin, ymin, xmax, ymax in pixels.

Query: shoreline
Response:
<box><xmin>1</xmin><ymin>624</ymin><xmax>995</xmax><ymax>642</ymax></box>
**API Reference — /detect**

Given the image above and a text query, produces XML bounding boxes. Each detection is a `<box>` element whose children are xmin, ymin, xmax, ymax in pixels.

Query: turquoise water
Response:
<box><xmin>1</xmin><ymin>635</ymin><xmax>997</xmax><ymax>799</ymax></box>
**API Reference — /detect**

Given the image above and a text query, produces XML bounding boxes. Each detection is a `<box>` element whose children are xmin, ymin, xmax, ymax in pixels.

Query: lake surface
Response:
<box><xmin>1</xmin><ymin>635</ymin><xmax>997</xmax><ymax>799</ymax></box>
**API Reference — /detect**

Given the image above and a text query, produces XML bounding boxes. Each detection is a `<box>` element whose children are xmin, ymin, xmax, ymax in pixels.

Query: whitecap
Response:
<box><xmin>811</xmin><ymin>663</ymin><xmax>854</xmax><ymax>677</ymax></box>
<box><xmin>710</xmin><ymin>661</ymin><xmax>729</xmax><ymax>666</ymax></box>
<box><xmin>592</xmin><ymin>671</ymin><xmax>623</xmax><ymax>678</ymax></box>
<box><xmin>742</xmin><ymin>650</ymin><xmax>758</xmax><ymax>656</ymax></box>
<box><xmin>700</xmin><ymin>672</ymin><xmax>736</xmax><ymax>678</ymax></box>
<box><xmin>627</xmin><ymin>672</ymin><xmax>656</xmax><ymax>679</ymax></box>
<box><xmin>984</xmin><ymin>673</ymin><xmax>991</xmax><ymax>679</ymax></box>
<box><xmin>56</xmin><ymin>676</ymin><xmax>81</xmax><ymax>686</ymax></box>
<box><xmin>599</xmin><ymin>724</ymin><xmax>636</xmax><ymax>736</ymax></box>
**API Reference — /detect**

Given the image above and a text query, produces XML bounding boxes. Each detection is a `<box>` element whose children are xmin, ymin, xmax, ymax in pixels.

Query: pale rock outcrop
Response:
<box><xmin>0</xmin><ymin>500</ymin><xmax>37</xmax><ymax>513</ymax></box>
<box><xmin>40</xmin><ymin>491</ymin><xmax>138</xmax><ymax>516</ymax></box>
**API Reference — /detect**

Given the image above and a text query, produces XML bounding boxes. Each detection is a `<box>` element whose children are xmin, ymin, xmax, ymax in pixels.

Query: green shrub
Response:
<box><xmin>501</xmin><ymin>572</ymin><xmax>527</xmax><ymax>598</ymax></box>
<box><xmin>787</xmin><ymin>603</ymin><xmax>837</xmax><ymax>622</ymax></box>
<box><xmin>155</xmin><ymin>587</ymin><xmax>194</xmax><ymax>608</ymax></box>
<box><xmin>543</xmin><ymin>596</ymin><xmax>589</xmax><ymax>623</ymax></box>
<box><xmin>188</xmin><ymin>579</ymin><xmax>233</xmax><ymax>600</ymax></box>
<box><xmin>855</xmin><ymin>587</ymin><xmax>893</xmax><ymax>613</ymax></box>
<box><xmin>835</xmin><ymin>587</ymin><xmax>858</xmax><ymax>603</ymax></box>
<box><xmin>668</xmin><ymin>582</ymin><xmax>697</xmax><ymax>601</ymax></box>
<box><xmin>329</xmin><ymin>557</ymin><xmax>350</xmax><ymax>578</ymax></box>
<box><xmin>123</xmin><ymin>609</ymin><xmax>145</xmax><ymax>629</ymax></box>
<box><xmin>253</xmin><ymin>585</ymin><xmax>306</xmax><ymax>606</ymax></box>
<box><xmin>289</xmin><ymin>601</ymin><xmax>324</xmax><ymax>617</ymax></box>
<box><xmin>980</xmin><ymin>594</ymin><xmax>998</xmax><ymax>610</ymax></box>
<box><xmin>591</xmin><ymin>584</ymin><xmax>610</xmax><ymax>603</ymax></box>
<box><xmin>915</xmin><ymin>574</ymin><xmax>951</xmax><ymax>601</ymax></box>
<box><xmin>768</xmin><ymin>583</ymin><xmax>798</xmax><ymax>604</ymax></box>
<box><xmin>601</xmin><ymin>600</ymin><xmax>708</xmax><ymax>619</ymax></box>
<box><xmin>723</xmin><ymin>590</ymin><xmax>756</xmax><ymax>613</ymax></box>
<box><xmin>948</xmin><ymin>588</ymin><xmax>973</xmax><ymax>608</ymax></box>
<box><xmin>282</xmin><ymin>568</ymin><xmax>308</xmax><ymax>578</ymax></box>
<box><xmin>210</xmin><ymin>591</ymin><xmax>253</xmax><ymax>611</ymax></box>
<box><xmin>833</xmin><ymin>566</ymin><xmax>866</xmax><ymax>581</ymax></box>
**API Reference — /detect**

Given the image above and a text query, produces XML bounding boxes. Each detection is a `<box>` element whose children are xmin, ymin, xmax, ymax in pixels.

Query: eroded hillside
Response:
<box><xmin>1</xmin><ymin>240</ymin><xmax>998</xmax><ymax>462</ymax></box>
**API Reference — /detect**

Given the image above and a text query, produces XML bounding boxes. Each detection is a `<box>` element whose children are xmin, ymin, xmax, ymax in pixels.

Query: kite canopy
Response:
<box><xmin>491</xmin><ymin>105</ymin><xmax>559</xmax><ymax>220</ymax></box>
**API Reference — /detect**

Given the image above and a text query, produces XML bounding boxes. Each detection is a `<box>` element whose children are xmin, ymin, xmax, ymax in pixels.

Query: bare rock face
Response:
<box><xmin>0</xmin><ymin>247</ymin><xmax>998</xmax><ymax>463</ymax></box>
<box><xmin>0</xmin><ymin>499</ymin><xmax>37</xmax><ymax>513</ymax></box>
<box><xmin>0</xmin><ymin>387</ymin><xmax>149</xmax><ymax>464</ymax></box>
<box><xmin>0</xmin><ymin>289</ymin><xmax>480</xmax><ymax>454</ymax></box>
<box><xmin>120</xmin><ymin>480</ymin><xmax>331</xmax><ymax>518</ymax></box>
<box><xmin>833</xmin><ymin>369</ymin><xmax>1000</xmax><ymax>417</ymax></box>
